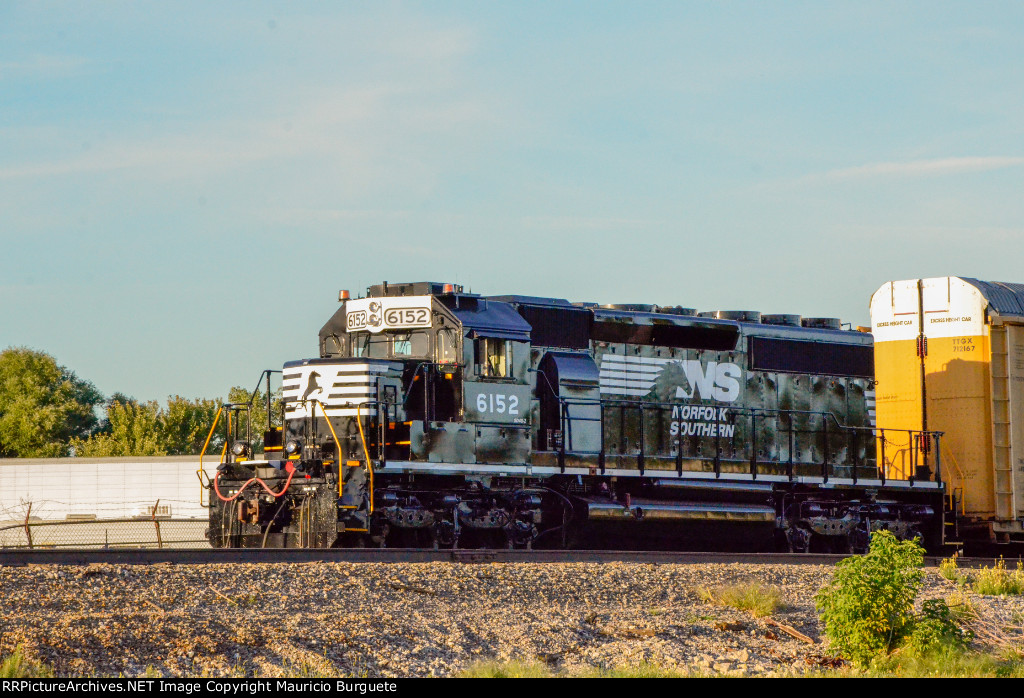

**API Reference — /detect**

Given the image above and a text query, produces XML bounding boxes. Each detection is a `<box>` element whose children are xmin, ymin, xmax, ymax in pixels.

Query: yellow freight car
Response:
<box><xmin>871</xmin><ymin>277</ymin><xmax>1024</xmax><ymax>541</ymax></box>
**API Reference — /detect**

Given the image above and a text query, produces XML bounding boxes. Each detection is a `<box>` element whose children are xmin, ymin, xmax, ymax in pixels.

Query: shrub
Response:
<box><xmin>906</xmin><ymin>599</ymin><xmax>972</xmax><ymax>654</ymax></box>
<box><xmin>815</xmin><ymin>531</ymin><xmax>924</xmax><ymax>666</ymax></box>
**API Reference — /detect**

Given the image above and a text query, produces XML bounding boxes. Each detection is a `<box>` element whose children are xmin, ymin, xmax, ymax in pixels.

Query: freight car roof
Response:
<box><xmin>961</xmin><ymin>278</ymin><xmax>1024</xmax><ymax>318</ymax></box>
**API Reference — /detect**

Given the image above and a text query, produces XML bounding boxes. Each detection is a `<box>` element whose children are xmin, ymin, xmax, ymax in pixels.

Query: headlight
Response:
<box><xmin>284</xmin><ymin>438</ymin><xmax>303</xmax><ymax>455</ymax></box>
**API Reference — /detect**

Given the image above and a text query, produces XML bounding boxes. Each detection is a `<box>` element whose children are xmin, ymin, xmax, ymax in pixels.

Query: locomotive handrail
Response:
<box><xmin>355</xmin><ymin>402</ymin><xmax>376</xmax><ymax>516</ymax></box>
<box><xmin>197</xmin><ymin>405</ymin><xmax>228</xmax><ymax>507</ymax></box>
<box><xmin>550</xmin><ymin>393</ymin><xmax>944</xmax><ymax>443</ymax></box>
<box><xmin>543</xmin><ymin>393</ymin><xmax>942</xmax><ymax>486</ymax></box>
<box><xmin>401</xmin><ymin>362</ymin><xmax>433</xmax><ymax>408</ymax></box>
<box><xmin>306</xmin><ymin>399</ymin><xmax>344</xmax><ymax>499</ymax></box>
<box><xmin>242</xmin><ymin>369</ymin><xmax>282</xmax><ymax>435</ymax></box>
<box><xmin>528</xmin><ymin>367</ymin><xmax>560</xmax><ymax>401</ymax></box>
<box><xmin>274</xmin><ymin>395</ymin><xmax>381</xmax><ymax>517</ymax></box>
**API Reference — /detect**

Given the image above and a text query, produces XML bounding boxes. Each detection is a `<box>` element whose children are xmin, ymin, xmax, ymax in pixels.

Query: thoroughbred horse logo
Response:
<box><xmin>367</xmin><ymin>301</ymin><xmax>383</xmax><ymax>329</ymax></box>
<box><xmin>302</xmin><ymin>371</ymin><xmax>323</xmax><ymax>403</ymax></box>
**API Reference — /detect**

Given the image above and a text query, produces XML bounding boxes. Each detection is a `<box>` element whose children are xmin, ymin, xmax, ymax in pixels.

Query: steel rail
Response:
<box><xmin>0</xmin><ymin>547</ymin><xmax>980</xmax><ymax>567</ymax></box>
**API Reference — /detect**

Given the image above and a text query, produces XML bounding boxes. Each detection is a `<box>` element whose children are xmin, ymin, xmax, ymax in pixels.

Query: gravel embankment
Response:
<box><xmin>1</xmin><ymin>561</ymin><xmax>1021</xmax><ymax>677</ymax></box>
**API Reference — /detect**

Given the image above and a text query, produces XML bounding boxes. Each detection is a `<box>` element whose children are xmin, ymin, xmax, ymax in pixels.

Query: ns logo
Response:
<box><xmin>673</xmin><ymin>361</ymin><xmax>742</xmax><ymax>403</ymax></box>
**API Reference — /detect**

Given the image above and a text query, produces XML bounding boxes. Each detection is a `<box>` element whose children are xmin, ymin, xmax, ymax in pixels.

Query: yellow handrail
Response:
<box><xmin>311</xmin><ymin>399</ymin><xmax>343</xmax><ymax>498</ymax></box>
<box><xmin>196</xmin><ymin>405</ymin><xmax>225</xmax><ymax>507</ymax></box>
<box><xmin>355</xmin><ymin>402</ymin><xmax>375</xmax><ymax>515</ymax></box>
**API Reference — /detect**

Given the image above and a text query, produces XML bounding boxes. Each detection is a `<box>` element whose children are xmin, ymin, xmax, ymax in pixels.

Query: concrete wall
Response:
<box><xmin>0</xmin><ymin>456</ymin><xmax>217</xmax><ymax>523</ymax></box>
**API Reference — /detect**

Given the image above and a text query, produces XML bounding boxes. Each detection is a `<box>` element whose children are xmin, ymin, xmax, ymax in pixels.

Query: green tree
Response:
<box><xmin>160</xmin><ymin>395</ymin><xmax>221</xmax><ymax>455</ymax></box>
<box><xmin>75</xmin><ymin>395</ymin><xmax>226</xmax><ymax>457</ymax></box>
<box><xmin>815</xmin><ymin>531</ymin><xmax>925</xmax><ymax>666</ymax></box>
<box><xmin>73</xmin><ymin>399</ymin><xmax>165</xmax><ymax>457</ymax></box>
<box><xmin>91</xmin><ymin>392</ymin><xmax>133</xmax><ymax>436</ymax></box>
<box><xmin>0</xmin><ymin>347</ymin><xmax>103</xmax><ymax>457</ymax></box>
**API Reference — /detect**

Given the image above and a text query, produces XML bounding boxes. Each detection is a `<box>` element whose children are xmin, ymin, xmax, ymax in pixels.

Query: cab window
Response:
<box><xmin>351</xmin><ymin>333</ymin><xmax>389</xmax><ymax>358</ymax></box>
<box><xmin>436</xmin><ymin>329</ymin><xmax>459</xmax><ymax>365</ymax></box>
<box><xmin>390</xmin><ymin>331</ymin><xmax>429</xmax><ymax>357</ymax></box>
<box><xmin>476</xmin><ymin>338</ymin><xmax>511</xmax><ymax>378</ymax></box>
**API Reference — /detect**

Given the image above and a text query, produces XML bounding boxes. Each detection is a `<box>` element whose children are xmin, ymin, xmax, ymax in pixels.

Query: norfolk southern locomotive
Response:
<box><xmin>205</xmin><ymin>281</ymin><xmax>946</xmax><ymax>552</ymax></box>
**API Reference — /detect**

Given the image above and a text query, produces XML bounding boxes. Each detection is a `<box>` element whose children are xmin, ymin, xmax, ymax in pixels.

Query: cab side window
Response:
<box><xmin>476</xmin><ymin>338</ymin><xmax>511</xmax><ymax>378</ymax></box>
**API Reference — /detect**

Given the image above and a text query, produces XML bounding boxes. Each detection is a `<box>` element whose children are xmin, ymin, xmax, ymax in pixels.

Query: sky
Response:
<box><xmin>3</xmin><ymin>1</ymin><xmax>1024</xmax><ymax>403</ymax></box>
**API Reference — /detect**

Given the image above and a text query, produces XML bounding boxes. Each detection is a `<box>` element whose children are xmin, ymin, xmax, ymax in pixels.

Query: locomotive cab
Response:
<box><xmin>313</xmin><ymin>282</ymin><xmax>535</xmax><ymax>466</ymax></box>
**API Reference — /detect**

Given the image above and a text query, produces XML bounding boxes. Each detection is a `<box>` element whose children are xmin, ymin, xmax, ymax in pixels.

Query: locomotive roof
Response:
<box><xmin>485</xmin><ymin>294</ymin><xmax>574</xmax><ymax>307</ymax></box>
<box><xmin>344</xmin><ymin>282</ymin><xmax>865</xmax><ymax>346</ymax></box>
<box><xmin>438</xmin><ymin>295</ymin><xmax>532</xmax><ymax>340</ymax></box>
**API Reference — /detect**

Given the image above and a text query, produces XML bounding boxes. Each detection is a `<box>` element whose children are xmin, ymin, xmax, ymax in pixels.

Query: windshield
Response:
<box><xmin>351</xmin><ymin>330</ymin><xmax>430</xmax><ymax>359</ymax></box>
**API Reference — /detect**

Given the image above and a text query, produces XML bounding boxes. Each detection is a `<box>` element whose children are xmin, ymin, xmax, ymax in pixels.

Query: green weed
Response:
<box><xmin>698</xmin><ymin>582</ymin><xmax>784</xmax><ymax>617</ymax></box>
<box><xmin>0</xmin><ymin>647</ymin><xmax>53</xmax><ymax>678</ymax></box>
<box><xmin>905</xmin><ymin>599</ymin><xmax>972</xmax><ymax>654</ymax></box>
<box><xmin>863</xmin><ymin>646</ymin><xmax>1024</xmax><ymax>678</ymax></box>
<box><xmin>461</xmin><ymin>660</ymin><xmax>705</xmax><ymax>678</ymax></box>
<box><xmin>972</xmin><ymin>559</ymin><xmax>1024</xmax><ymax>596</ymax></box>
<box><xmin>939</xmin><ymin>554</ymin><xmax>967</xmax><ymax>585</ymax></box>
<box><xmin>460</xmin><ymin>659</ymin><xmax>553</xmax><ymax>678</ymax></box>
<box><xmin>579</xmin><ymin>662</ymin><xmax>699</xmax><ymax>678</ymax></box>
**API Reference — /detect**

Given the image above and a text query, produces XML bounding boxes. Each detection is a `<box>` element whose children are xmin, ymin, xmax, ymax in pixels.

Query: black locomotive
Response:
<box><xmin>205</xmin><ymin>281</ymin><xmax>947</xmax><ymax>552</ymax></box>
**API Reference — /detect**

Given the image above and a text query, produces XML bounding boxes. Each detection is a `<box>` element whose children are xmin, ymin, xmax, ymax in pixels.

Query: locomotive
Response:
<box><xmin>204</xmin><ymin>281</ymin><xmax>947</xmax><ymax>552</ymax></box>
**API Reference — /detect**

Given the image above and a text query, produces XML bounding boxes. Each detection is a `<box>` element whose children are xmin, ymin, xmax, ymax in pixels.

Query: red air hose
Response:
<box><xmin>213</xmin><ymin>462</ymin><xmax>297</xmax><ymax>502</ymax></box>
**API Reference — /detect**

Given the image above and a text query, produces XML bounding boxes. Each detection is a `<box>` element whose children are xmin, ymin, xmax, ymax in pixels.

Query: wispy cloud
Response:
<box><xmin>822</xmin><ymin>156</ymin><xmax>1024</xmax><ymax>180</ymax></box>
<box><xmin>0</xmin><ymin>81</ymin><xmax>499</xmax><ymax>186</ymax></box>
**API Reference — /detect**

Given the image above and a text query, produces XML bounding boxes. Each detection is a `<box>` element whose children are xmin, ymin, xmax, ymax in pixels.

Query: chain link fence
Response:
<box><xmin>0</xmin><ymin>518</ymin><xmax>210</xmax><ymax>549</ymax></box>
<box><xmin>0</xmin><ymin>500</ymin><xmax>211</xmax><ymax>549</ymax></box>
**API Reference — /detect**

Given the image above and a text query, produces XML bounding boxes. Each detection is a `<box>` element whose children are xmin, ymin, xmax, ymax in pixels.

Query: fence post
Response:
<box><xmin>23</xmin><ymin>502</ymin><xmax>33</xmax><ymax>549</ymax></box>
<box><xmin>152</xmin><ymin>499</ymin><xmax>163</xmax><ymax>549</ymax></box>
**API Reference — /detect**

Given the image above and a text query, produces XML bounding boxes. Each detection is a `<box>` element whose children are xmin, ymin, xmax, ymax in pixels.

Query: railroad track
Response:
<box><xmin>0</xmin><ymin>547</ymin><xmax>990</xmax><ymax>567</ymax></box>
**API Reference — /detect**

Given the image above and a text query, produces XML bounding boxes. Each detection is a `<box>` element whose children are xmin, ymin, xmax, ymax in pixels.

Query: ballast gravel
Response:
<box><xmin>0</xmin><ymin>561</ymin><xmax>1021</xmax><ymax>678</ymax></box>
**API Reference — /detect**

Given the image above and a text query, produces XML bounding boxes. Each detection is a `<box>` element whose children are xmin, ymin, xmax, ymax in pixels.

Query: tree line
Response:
<box><xmin>0</xmin><ymin>347</ymin><xmax>280</xmax><ymax>458</ymax></box>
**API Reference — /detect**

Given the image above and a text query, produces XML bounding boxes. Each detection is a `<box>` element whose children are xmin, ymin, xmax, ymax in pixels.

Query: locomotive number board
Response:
<box><xmin>346</xmin><ymin>295</ymin><xmax>433</xmax><ymax>333</ymax></box>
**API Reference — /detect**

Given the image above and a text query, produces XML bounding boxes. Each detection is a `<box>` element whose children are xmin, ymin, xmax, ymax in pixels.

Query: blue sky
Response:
<box><xmin>3</xmin><ymin>1</ymin><xmax>1024</xmax><ymax>402</ymax></box>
